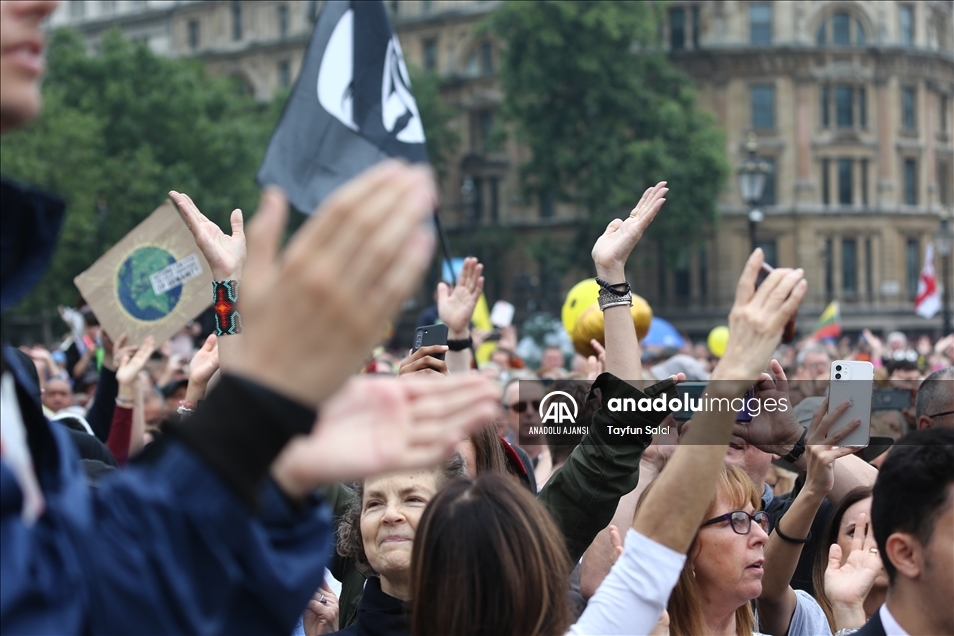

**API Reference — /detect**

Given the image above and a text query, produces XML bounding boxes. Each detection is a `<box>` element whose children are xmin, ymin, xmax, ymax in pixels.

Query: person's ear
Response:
<box><xmin>885</xmin><ymin>532</ymin><xmax>923</xmax><ymax>580</ymax></box>
<box><xmin>917</xmin><ymin>414</ymin><xmax>935</xmax><ymax>430</ymax></box>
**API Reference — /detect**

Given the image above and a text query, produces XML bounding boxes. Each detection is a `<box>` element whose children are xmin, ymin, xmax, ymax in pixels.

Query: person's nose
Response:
<box><xmin>382</xmin><ymin>501</ymin><xmax>405</xmax><ymax>525</ymax></box>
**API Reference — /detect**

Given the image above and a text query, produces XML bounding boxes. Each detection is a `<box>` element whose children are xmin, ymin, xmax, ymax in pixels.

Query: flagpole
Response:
<box><xmin>433</xmin><ymin>208</ymin><xmax>479</xmax><ymax>370</ymax></box>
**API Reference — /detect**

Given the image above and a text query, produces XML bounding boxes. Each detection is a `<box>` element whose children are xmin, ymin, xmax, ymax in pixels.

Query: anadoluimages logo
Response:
<box><xmin>539</xmin><ymin>391</ymin><xmax>579</xmax><ymax>425</ymax></box>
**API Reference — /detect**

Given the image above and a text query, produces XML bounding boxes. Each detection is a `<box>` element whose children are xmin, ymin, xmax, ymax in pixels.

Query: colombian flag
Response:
<box><xmin>811</xmin><ymin>300</ymin><xmax>841</xmax><ymax>339</ymax></box>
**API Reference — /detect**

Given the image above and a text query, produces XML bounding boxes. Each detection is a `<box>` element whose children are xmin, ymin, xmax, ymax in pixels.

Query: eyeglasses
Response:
<box><xmin>508</xmin><ymin>400</ymin><xmax>541</xmax><ymax>413</ymax></box>
<box><xmin>928</xmin><ymin>410</ymin><xmax>954</xmax><ymax>419</ymax></box>
<box><xmin>701</xmin><ymin>510</ymin><xmax>770</xmax><ymax>535</ymax></box>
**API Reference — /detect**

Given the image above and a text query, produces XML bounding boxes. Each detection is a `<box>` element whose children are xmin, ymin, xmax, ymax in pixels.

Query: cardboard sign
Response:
<box><xmin>74</xmin><ymin>201</ymin><xmax>213</xmax><ymax>345</ymax></box>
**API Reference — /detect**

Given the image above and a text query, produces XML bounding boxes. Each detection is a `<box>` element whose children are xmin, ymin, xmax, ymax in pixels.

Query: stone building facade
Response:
<box><xmin>50</xmin><ymin>0</ymin><xmax>954</xmax><ymax>335</ymax></box>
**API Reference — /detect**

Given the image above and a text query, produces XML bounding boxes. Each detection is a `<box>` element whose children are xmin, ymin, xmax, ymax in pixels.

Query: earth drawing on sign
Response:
<box><xmin>116</xmin><ymin>246</ymin><xmax>181</xmax><ymax>321</ymax></box>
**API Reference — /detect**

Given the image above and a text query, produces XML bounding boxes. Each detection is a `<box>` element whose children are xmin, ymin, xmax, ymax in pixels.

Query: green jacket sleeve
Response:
<box><xmin>537</xmin><ymin>372</ymin><xmax>677</xmax><ymax>563</ymax></box>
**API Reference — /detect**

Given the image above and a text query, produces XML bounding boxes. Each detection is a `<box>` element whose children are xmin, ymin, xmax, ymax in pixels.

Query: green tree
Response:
<box><xmin>487</xmin><ymin>0</ymin><xmax>728</xmax><ymax>270</ymax></box>
<box><xmin>408</xmin><ymin>66</ymin><xmax>460</xmax><ymax>182</ymax></box>
<box><xmin>0</xmin><ymin>28</ymin><xmax>281</xmax><ymax>316</ymax></box>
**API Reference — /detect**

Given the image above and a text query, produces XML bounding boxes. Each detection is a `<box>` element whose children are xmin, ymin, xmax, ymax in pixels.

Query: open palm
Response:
<box><xmin>169</xmin><ymin>190</ymin><xmax>246</xmax><ymax>280</ymax></box>
<box><xmin>591</xmin><ymin>181</ymin><xmax>668</xmax><ymax>278</ymax></box>
<box><xmin>437</xmin><ymin>256</ymin><xmax>484</xmax><ymax>334</ymax></box>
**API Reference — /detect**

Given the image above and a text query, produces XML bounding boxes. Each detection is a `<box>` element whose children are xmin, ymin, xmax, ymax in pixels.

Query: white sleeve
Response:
<box><xmin>567</xmin><ymin>528</ymin><xmax>686</xmax><ymax>635</ymax></box>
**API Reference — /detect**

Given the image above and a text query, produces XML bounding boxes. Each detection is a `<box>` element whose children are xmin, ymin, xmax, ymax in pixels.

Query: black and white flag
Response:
<box><xmin>257</xmin><ymin>0</ymin><xmax>428</xmax><ymax>214</ymax></box>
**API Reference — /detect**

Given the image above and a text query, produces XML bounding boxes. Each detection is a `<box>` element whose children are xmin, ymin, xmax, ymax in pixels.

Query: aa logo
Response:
<box><xmin>540</xmin><ymin>391</ymin><xmax>578</xmax><ymax>425</ymax></box>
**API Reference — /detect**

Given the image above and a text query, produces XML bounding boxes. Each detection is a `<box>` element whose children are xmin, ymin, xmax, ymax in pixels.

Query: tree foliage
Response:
<box><xmin>487</xmin><ymin>0</ymin><xmax>728</xmax><ymax>267</ymax></box>
<box><xmin>0</xmin><ymin>28</ymin><xmax>281</xmax><ymax>315</ymax></box>
<box><xmin>408</xmin><ymin>66</ymin><xmax>460</xmax><ymax>183</ymax></box>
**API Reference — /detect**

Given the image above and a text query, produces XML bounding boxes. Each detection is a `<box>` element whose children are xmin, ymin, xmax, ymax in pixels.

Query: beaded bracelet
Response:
<box><xmin>212</xmin><ymin>280</ymin><xmax>243</xmax><ymax>336</ymax></box>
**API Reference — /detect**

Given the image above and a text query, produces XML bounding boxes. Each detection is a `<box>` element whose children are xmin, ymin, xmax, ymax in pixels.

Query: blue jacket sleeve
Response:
<box><xmin>1</xmin><ymin>425</ymin><xmax>331</xmax><ymax>635</ymax></box>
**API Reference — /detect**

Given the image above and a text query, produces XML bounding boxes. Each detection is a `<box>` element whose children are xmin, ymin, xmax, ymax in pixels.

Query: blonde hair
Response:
<box><xmin>642</xmin><ymin>464</ymin><xmax>761</xmax><ymax>636</ymax></box>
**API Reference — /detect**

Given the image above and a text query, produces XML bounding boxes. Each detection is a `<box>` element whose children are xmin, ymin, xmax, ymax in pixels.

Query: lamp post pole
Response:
<box><xmin>737</xmin><ymin>132</ymin><xmax>770</xmax><ymax>253</ymax></box>
<box><xmin>938</xmin><ymin>217</ymin><xmax>953</xmax><ymax>335</ymax></box>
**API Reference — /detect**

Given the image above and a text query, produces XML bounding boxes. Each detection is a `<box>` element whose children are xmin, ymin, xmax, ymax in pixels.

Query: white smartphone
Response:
<box><xmin>827</xmin><ymin>360</ymin><xmax>873</xmax><ymax>448</ymax></box>
<box><xmin>490</xmin><ymin>300</ymin><xmax>515</xmax><ymax>328</ymax></box>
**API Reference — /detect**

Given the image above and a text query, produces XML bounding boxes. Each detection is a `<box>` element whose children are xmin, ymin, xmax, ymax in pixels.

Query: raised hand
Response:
<box><xmin>801</xmin><ymin>396</ymin><xmax>861</xmax><ymax>496</ymax></box>
<box><xmin>732</xmin><ymin>360</ymin><xmax>804</xmax><ymax>454</ymax></box>
<box><xmin>712</xmin><ymin>249</ymin><xmax>806</xmax><ymax>387</ymax></box>
<box><xmin>231</xmin><ymin>161</ymin><xmax>438</xmax><ymax>407</ymax></box>
<box><xmin>591</xmin><ymin>181</ymin><xmax>668</xmax><ymax>281</ymax></box>
<box><xmin>116</xmin><ymin>336</ymin><xmax>156</xmax><ymax>387</ymax></box>
<box><xmin>270</xmin><ymin>374</ymin><xmax>499</xmax><ymax>496</ymax></box>
<box><xmin>169</xmin><ymin>191</ymin><xmax>246</xmax><ymax>280</ymax></box>
<box><xmin>825</xmin><ymin>512</ymin><xmax>884</xmax><ymax>631</ymax></box>
<box><xmin>437</xmin><ymin>256</ymin><xmax>484</xmax><ymax>336</ymax></box>
<box><xmin>185</xmin><ymin>334</ymin><xmax>219</xmax><ymax>404</ymax></box>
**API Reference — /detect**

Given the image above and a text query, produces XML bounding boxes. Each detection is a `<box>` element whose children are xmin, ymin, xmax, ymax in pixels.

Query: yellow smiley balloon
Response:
<box><xmin>707</xmin><ymin>325</ymin><xmax>730</xmax><ymax>358</ymax></box>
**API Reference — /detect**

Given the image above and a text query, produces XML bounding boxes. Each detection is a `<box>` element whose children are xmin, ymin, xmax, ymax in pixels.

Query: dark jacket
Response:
<box><xmin>854</xmin><ymin>607</ymin><xmax>886</xmax><ymax>636</ymax></box>
<box><xmin>1</xmin><ymin>180</ymin><xmax>332</xmax><ymax>634</ymax></box>
<box><xmin>334</xmin><ymin>577</ymin><xmax>408</xmax><ymax>636</ymax></box>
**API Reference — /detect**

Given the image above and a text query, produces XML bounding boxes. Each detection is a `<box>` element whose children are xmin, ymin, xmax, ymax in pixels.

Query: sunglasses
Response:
<box><xmin>701</xmin><ymin>510</ymin><xmax>770</xmax><ymax>535</ymax></box>
<box><xmin>508</xmin><ymin>400</ymin><xmax>542</xmax><ymax>413</ymax></box>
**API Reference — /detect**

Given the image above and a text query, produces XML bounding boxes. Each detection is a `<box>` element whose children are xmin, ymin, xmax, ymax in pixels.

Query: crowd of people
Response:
<box><xmin>3</xmin><ymin>2</ymin><xmax>953</xmax><ymax>635</ymax></box>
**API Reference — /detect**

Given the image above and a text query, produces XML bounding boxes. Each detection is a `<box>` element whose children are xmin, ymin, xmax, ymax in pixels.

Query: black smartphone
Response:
<box><xmin>413</xmin><ymin>323</ymin><xmax>449</xmax><ymax>361</ymax></box>
<box><xmin>872</xmin><ymin>388</ymin><xmax>912</xmax><ymax>410</ymax></box>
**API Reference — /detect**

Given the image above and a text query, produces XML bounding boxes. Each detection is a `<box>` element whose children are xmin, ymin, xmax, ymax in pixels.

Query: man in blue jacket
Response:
<box><xmin>1</xmin><ymin>2</ymin><xmax>497</xmax><ymax>633</ymax></box>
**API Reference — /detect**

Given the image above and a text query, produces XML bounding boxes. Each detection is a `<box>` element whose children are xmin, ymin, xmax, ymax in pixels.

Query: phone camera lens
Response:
<box><xmin>835</xmin><ymin>373</ymin><xmax>842</xmax><ymax>380</ymax></box>
<box><xmin>835</xmin><ymin>365</ymin><xmax>843</xmax><ymax>372</ymax></box>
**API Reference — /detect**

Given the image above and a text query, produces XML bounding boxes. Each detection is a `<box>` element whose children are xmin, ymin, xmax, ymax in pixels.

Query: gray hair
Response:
<box><xmin>915</xmin><ymin>367</ymin><xmax>954</xmax><ymax>420</ymax></box>
<box><xmin>796</xmin><ymin>344</ymin><xmax>830</xmax><ymax>369</ymax></box>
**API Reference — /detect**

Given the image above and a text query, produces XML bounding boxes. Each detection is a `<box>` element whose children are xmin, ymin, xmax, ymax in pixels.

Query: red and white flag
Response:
<box><xmin>915</xmin><ymin>242</ymin><xmax>940</xmax><ymax>318</ymax></box>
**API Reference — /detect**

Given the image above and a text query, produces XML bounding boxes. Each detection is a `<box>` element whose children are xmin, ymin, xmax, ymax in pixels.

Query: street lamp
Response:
<box><xmin>938</xmin><ymin>215</ymin><xmax>953</xmax><ymax>335</ymax></box>
<box><xmin>737</xmin><ymin>132</ymin><xmax>772</xmax><ymax>252</ymax></box>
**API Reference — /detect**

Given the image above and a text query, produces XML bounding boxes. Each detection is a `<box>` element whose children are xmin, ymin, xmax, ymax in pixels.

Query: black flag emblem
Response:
<box><xmin>257</xmin><ymin>0</ymin><xmax>428</xmax><ymax>214</ymax></box>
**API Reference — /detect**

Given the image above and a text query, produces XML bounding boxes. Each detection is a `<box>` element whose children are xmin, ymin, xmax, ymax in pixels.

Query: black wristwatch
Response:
<box><xmin>783</xmin><ymin>428</ymin><xmax>808</xmax><ymax>464</ymax></box>
<box><xmin>447</xmin><ymin>336</ymin><xmax>473</xmax><ymax>352</ymax></box>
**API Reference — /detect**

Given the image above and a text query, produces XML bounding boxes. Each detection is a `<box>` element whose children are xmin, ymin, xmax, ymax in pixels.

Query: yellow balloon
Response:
<box><xmin>707</xmin><ymin>326</ymin><xmax>730</xmax><ymax>358</ymax></box>
<box><xmin>571</xmin><ymin>296</ymin><xmax>653</xmax><ymax>357</ymax></box>
<box><xmin>561</xmin><ymin>279</ymin><xmax>602</xmax><ymax>335</ymax></box>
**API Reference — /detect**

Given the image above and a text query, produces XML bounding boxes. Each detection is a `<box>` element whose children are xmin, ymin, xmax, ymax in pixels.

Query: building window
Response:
<box><xmin>836</xmin><ymin>86</ymin><xmax>853</xmax><ymax>127</ymax></box>
<box><xmin>480</xmin><ymin>42</ymin><xmax>493</xmax><ymax>75</ymax></box>
<box><xmin>842</xmin><ymin>239</ymin><xmax>857</xmax><ymax>293</ymax></box>
<box><xmin>188</xmin><ymin>20</ymin><xmax>199</xmax><ymax>50</ymax></box>
<box><xmin>822</xmin><ymin>158</ymin><xmax>831</xmax><ymax>204</ymax></box>
<box><xmin>824</xmin><ymin>238</ymin><xmax>834</xmax><ymax>298</ymax></box>
<box><xmin>698</xmin><ymin>245</ymin><xmax>708</xmax><ymax>299</ymax></box>
<box><xmin>70</xmin><ymin>2</ymin><xmax>86</xmax><ymax>18</ymax></box>
<box><xmin>759</xmin><ymin>157</ymin><xmax>776</xmax><ymax>206</ymax></box>
<box><xmin>669</xmin><ymin>7</ymin><xmax>685</xmax><ymax>51</ymax></box>
<box><xmin>903</xmin><ymin>158</ymin><xmax>917</xmax><ymax>205</ymax></box>
<box><xmin>278</xmin><ymin>60</ymin><xmax>290</xmax><ymax>88</ymax></box>
<box><xmin>472</xmin><ymin>178</ymin><xmax>484</xmax><ymax>223</ymax></box>
<box><xmin>865</xmin><ymin>237</ymin><xmax>873</xmax><ymax>298</ymax></box>
<box><xmin>858</xmin><ymin>86</ymin><xmax>866</xmax><ymax>127</ymax></box>
<box><xmin>232</xmin><ymin>2</ymin><xmax>243</xmax><ymax>41</ymax></box>
<box><xmin>751</xmin><ymin>85</ymin><xmax>775</xmax><ymax>129</ymax></box>
<box><xmin>838</xmin><ymin>158</ymin><xmax>853</xmax><ymax>205</ymax></box>
<box><xmin>902</xmin><ymin>87</ymin><xmax>916</xmax><ymax>129</ymax></box>
<box><xmin>938</xmin><ymin>160</ymin><xmax>951</xmax><ymax>206</ymax></box>
<box><xmin>940</xmin><ymin>94</ymin><xmax>949</xmax><ymax>132</ymax></box>
<box><xmin>675</xmin><ymin>252</ymin><xmax>691</xmax><ymax>299</ymax></box>
<box><xmin>900</xmin><ymin>5</ymin><xmax>913</xmax><ymax>47</ymax></box>
<box><xmin>691</xmin><ymin>6</ymin><xmax>700</xmax><ymax>48</ymax></box>
<box><xmin>101</xmin><ymin>1</ymin><xmax>116</xmax><ymax>15</ymax></box>
<box><xmin>833</xmin><ymin>12</ymin><xmax>850</xmax><ymax>45</ymax></box>
<box><xmin>906</xmin><ymin>239</ymin><xmax>919</xmax><ymax>295</ymax></box>
<box><xmin>278</xmin><ymin>5</ymin><xmax>289</xmax><ymax>39</ymax></box>
<box><xmin>490</xmin><ymin>177</ymin><xmax>500</xmax><ymax>223</ymax></box>
<box><xmin>750</xmin><ymin>3</ymin><xmax>772</xmax><ymax>45</ymax></box>
<box><xmin>821</xmin><ymin>85</ymin><xmax>830</xmax><ymax>127</ymax></box>
<box><xmin>540</xmin><ymin>190</ymin><xmax>554</xmax><ymax>219</ymax></box>
<box><xmin>423</xmin><ymin>38</ymin><xmax>437</xmax><ymax>71</ymax></box>
<box><xmin>861</xmin><ymin>158</ymin><xmax>869</xmax><ymax>206</ymax></box>
<box><xmin>817</xmin><ymin>13</ymin><xmax>867</xmax><ymax>45</ymax></box>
